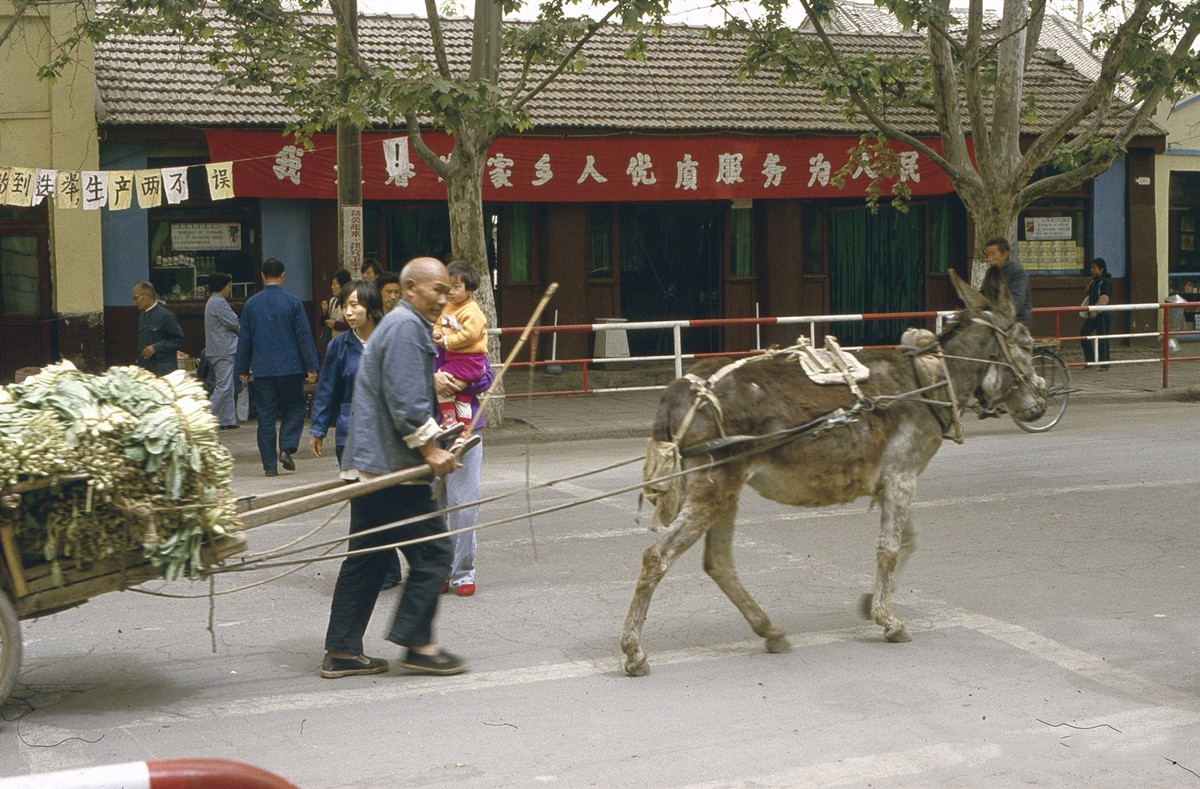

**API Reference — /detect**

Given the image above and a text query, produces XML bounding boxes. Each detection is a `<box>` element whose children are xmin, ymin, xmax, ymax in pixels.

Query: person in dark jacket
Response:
<box><xmin>132</xmin><ymin>281</ymin><xmax>185</xmax><ymax>375</ymax></box>
<box><xmin>1080</xmin><ymin>257</ymin><xmax>1113</xmax><ymax>368</ymax></box>
<box><xmin>984</xmin><ymin>236</ymin><xmax>1032</xmax><ymax>328</ymax></box>
<box><xmin>309</xmin><ymin>279</ymin><xmax>382</xmax><ymax>467</ymax></box>
<box><xmin>235</xmin><ymin>258</ymin><xmax>320</xmax><ymax>477</ymax></box>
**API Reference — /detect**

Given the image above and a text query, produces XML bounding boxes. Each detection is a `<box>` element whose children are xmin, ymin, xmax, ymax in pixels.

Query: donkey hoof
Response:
<box><xmin>623</xmin><ymin>655</ymin><xmax>651</xmax><ymax>677</ymax></box>
<box><xmin>766</xmin><ymin>634</ymin><xmax>792</xmax><ymax>654</ymax></box>
<box><xmin>884</xmin><ymin>624</ymin><xmax>911</xmax><ymax>643</ymax></box>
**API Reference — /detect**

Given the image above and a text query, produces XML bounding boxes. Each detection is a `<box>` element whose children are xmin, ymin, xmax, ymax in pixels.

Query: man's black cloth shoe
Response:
<box><xmin>264</xmin><ymin>469</ymin><xmax>278</xmax><ymax>477</ymax></box>
<box><xmin>279</xmin><ymin>451</ymin><xmax>296</xmax><ymax>471</ymax></box>
<box><xmin>320</xmin><ymin>654</ymin><xmax>389</xmax><ymax>679</ymax></box>
<box><xmin>400</xmin><ymin>648</ymin><xmax>467</xmax><ymax>676</ymax></box>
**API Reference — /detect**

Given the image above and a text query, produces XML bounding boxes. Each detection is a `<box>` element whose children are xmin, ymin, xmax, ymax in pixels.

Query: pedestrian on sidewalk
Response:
<box><xmin>309</xmin><ymin>279</ymin><xmax>381</xmax><ymax>469</ymax></box>
<box><xmin>1080</xmin><ymin>257</ymin><xmax>1112</xmax><ymax>369</ymax></box>
<box><xmin>204</xmin><ymin>273</ymin><xmax>240</xmax><ymax>429</ymax></box>
<box><xmin>321</xmin><ymin>257</ymin><xmax>466</xmax><ymax>679</ymax></box>
<box><xmin>378</xmin><ymin>271</ymin><xmax>402</xmax><ymax>314</ymax></box>
<box><xmin>235</xmin><ymin>258</ymin><xmax>319</xmax><ymax>477</ymax></box>
<box><xmin>132</xmin><ymin>281</ymin><xmax>186</xmax><ymax>376</ymax></box>
<box><xmin>436</xmin><ymin>349</ymin><xmax>493</xmax><ymax>597</ymax></box>
<box><xmin>319</xmin><ymin>268</ymin><xmax>352</xmax><ymax>343</ymax></box>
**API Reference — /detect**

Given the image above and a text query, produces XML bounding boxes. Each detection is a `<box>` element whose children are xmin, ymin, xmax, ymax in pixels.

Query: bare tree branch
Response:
<box><xmin>510</xmin><ymin>1</ymin><xmax>624</xmax><ymax>112</ymax></box>
<box><xmin>792</xmin><ymin>0</ymin><xmax>961</xmax><ymax>179</ymax></box>
<box><xmin>425</xmin><ymin>0</ymin><xmax>453</xmax><ymax>78</ymax></box>
<box><xmin>0</xmin><ymin>0</ymin><xmax>37</xmax><ymax>51</ymax></box>
<box><xmin>405</xmin><ymin>110</ymin><xmax>453</xmax><ymax>179</ymax></box>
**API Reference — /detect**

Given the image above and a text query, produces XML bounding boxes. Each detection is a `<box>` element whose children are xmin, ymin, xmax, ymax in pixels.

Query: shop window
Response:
<box><xmin>1169</xmin><ymin>172</ymin><xmax>1200</xmax><ymax>293</ymax></box>
<box><xmin>148</xmin><ymin>206</ymin><xmax>261</xmax><ymax>301</ymax></box>
<box><xmin>587</xmin><ymin>204</ymin><xmax>613</xmax><ymax>279</ymax></box>
<box><xmin>0</xmin><ymin>236</ymin><xmax>39</xmax><ymax>314</ymax></box>
<box><xmin>508</xmin><ymin>204</ymin><xmax>533</xmax><ymax>283</ymax></box>
<box><xmin>1016</xmin><ymin>175</ymin><xmax>1088</xmax><ymax>276</ymax></box>
<box><xmin>731</xmin><ymin>206</ymin><xmax>753</xmax><ymax>278</ymax></box>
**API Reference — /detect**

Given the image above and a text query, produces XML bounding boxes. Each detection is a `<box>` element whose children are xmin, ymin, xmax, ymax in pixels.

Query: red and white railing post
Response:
<box><xmin>0</xmin><ymin>759</ymin><xmax>299</xmax><ymax>789</ymax></box>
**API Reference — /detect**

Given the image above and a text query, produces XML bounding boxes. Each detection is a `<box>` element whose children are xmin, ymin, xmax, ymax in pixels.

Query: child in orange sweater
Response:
<box><xmin>434</xmin><ymin>261</ymin><xmax>489</xmax><ymax>435</ymax></box>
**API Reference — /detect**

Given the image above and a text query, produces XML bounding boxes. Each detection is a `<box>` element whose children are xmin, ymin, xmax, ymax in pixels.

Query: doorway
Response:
<box><xmin>618</xmin><ymin>203</ymin><xmax>723</xmax><ymax>355</ymax></box>
<box><xmin>0</xmin><ymin>207</ymin><xmax>53</xmax><ymax>382</ymax></box>
<box><xmin>827</xmin><ymin>205</ymin><xmax>926</xmax><ymax>346</ymax></box>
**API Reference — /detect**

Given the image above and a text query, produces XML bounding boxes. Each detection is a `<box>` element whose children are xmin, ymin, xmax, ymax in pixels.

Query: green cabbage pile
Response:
<box><xmin>0</xmin><ymin>362</ymin><xmax>242</xmax><ymax>583</ymax></box>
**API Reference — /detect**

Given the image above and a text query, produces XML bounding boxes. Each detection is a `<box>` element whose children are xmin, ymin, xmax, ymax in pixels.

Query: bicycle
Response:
<box><xmin>1011</xmin><ymin>343</ymin><xmax>1070</xmax><ymax>433</ymax></box>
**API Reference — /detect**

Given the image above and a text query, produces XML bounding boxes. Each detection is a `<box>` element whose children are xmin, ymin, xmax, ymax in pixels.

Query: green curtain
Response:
<box><xmin>507</xmin><ymin>204</ymin><xmax>533</xmax><ymax>283</ymax></box>
<box><xmin>930</xmin><ymin>200</ymin><xmax>950</xmax><ymax>273</ymax></box>
<box><xmin>828</xmin><ymin>205</ymin><xmax>925</xmax><ymax>345</ymax></box>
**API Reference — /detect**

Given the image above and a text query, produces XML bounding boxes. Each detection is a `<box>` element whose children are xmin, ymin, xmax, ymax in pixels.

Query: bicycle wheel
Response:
<box><xmin>0</xmin><ymin>591</ymin><xmax>20</xmax><ymax>706</ymax></box>
<box><xmin>1013</xmin><ymin>350</ymin><xmax>1069</xmax><ymax>433</ymax></box>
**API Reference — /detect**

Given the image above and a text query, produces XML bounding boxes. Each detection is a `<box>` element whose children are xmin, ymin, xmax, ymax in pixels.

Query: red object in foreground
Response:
<box><xmin>0</xmin><ymin>759</ymin><xmax>299</xmax><ymax>789</ymax></box>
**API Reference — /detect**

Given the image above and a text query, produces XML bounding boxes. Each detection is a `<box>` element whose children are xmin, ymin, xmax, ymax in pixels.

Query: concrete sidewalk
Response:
<box><xmin>217</xmin><ymin>346</ymin><xmax>1200</xmax><ymax>475</ymax></box>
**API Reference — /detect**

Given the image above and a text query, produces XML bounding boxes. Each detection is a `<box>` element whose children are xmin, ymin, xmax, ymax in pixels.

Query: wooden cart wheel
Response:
<box><xmin>0</xmin><ymin>590</ymin><xmax>19</xmax><ymax>706</ymax></box>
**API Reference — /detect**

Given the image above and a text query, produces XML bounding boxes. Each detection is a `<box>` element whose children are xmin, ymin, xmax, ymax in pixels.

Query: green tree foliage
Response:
<box><xmin>724</xmin><ymin>0</ymin><xmax>1200</xmax><ymax>251</ymax></box>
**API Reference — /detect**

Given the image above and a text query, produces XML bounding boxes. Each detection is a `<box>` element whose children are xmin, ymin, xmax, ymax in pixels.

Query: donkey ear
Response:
<box><xmin>950</xmin><ymin>269</ymin><xmax>988</xmax><ymax>314</ymax></box>
<box><xmin>979</xmin><ymin>266</ymin><xmax>1016</xmax><ymax>320</ymax></box>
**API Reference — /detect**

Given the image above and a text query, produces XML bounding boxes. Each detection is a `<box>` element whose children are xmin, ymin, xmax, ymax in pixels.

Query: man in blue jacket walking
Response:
<box><xmin>235</xmin><ymin>258</ymin><xmax>319</xmax><ymax>477</ymax></box>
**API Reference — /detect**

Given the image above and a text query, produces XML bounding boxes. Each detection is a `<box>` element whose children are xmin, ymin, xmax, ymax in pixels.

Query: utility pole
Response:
<box><xmin>337</xmin><ymin>0</ymin><xmax>363</xmax><ymax>275</ymax></box>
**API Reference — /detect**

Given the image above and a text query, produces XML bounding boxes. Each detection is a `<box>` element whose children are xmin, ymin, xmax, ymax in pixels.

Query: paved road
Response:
<box><xmin>3</xmin><ymin>400</ymin><xmax>1200</xmax><ymax>787</ymax></box>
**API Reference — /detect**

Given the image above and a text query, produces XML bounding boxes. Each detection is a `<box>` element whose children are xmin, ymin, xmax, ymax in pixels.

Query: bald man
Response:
<box><xmin>322</xmin><ymin>257</ymin><xmax>466</xmax><ymax>679</ymax></box>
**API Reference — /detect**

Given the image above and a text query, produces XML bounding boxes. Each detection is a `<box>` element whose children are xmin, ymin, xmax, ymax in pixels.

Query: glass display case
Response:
<box><xmin>148</xmin><ymin>217</ymin><xmax>258</xmax><ymax>301</ymax></box>
<box><xmin>1017</xmin><ymin>211</ymin><xmax>1087</xmax><ymax>275</ymax></box>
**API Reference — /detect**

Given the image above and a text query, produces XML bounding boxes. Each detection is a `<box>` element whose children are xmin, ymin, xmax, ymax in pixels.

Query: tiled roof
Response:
<box><xmin>94</xmin><ymin>12</ymin><xmax>1151</xmax><ymax>138</ymax></box>
<box><xmin>804</xmin><ymin>3</ymin><xmax>1131</xmax><ymax>99</ymax></box>
<box><xmin>801</xmin><ymin>2</ymin><xmax>1000</xmax><ymax>33</ymax></box>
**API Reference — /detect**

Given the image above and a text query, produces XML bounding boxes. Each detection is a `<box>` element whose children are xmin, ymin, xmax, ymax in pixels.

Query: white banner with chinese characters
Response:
<box><xmin>0</xmin><ymin>161</ymin><xmax>236</xmax><ymax>211</ymax></box>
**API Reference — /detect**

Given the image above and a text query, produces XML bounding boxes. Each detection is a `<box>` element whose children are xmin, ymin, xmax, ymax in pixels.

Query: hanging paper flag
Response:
<box><xmin>0</xmin><ymin>167</ymin><xmax>11</xmax><ymax>206</ymax></box>
<box><xmin>32</xmin><ymin>169</ymin><xmax>57</xmax><ymax>206</ymax></box>
<box><xmin>135</xmin><ymin>170</ymin><xmax>162</xmax><ymax>209</ymax></box>
<box><xmin>382</xmin><ymin>136</ymin><xmax>414</xmax><ymax>187</ymax></box>
<box><xmin>205</xmin><ymin>161</ymin><xmax>235</xmax><ymax>200</ymax></box>
<box><xmin>81</xmin><ymin>171</ymin><xmax>109</xmax><ymax>210</ymax></box>
<box><xmin>108</xmin><ymin>170</ymin><xmax>135</xmax><ymax>210</ymax></box>
<box><xmin>7</xmin><ymin>167</ymin><xmax>35</xmax><ymax>207</ymax></box>
<box><xmin>162</xmin><ymin>166</ymin><xmax>189</xmax><ymax>204</ymax></box>
<box><xmin>56</xmin><ymin>171</ymin><xmax>82</xmax><ymax>209</ymax></box>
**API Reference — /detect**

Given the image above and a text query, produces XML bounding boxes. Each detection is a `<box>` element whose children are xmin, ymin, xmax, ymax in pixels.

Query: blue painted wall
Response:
<box><xmin>1091</xmin><ymin>158</ymin><xmax>1126</xmax><ymax>278</ymax></box>
<box><xmin>97</xmin><ymin>145</ymin><xmax>314</xmax><ymax>305</ymax></box>
<box><xmin>261</xmin><ymin>199</ymin><xmax>313</xmax><ymax>301</ymax></box>
<box><xmin>100</xmin><ymin>143</ymin><xmax>151</xmax><ymax>306</ymax></box>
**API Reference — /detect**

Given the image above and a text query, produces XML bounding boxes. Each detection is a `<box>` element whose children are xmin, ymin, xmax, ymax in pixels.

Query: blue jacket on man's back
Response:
<box><xmin>344</xmin><ymin>300</ymin><xmax>440</xmax><ymax>476</ymax></box>
<box><xmin>235</xmin><ymin>284</ymin><xmax>319</xmax><ymax>378</ymax></box>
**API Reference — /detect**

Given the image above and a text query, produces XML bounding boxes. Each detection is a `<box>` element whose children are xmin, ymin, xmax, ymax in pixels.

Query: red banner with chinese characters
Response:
<box><xmin>203</xmin><ymin>129</ymin><xmax>958</xmax><ymax>203</ymax></box>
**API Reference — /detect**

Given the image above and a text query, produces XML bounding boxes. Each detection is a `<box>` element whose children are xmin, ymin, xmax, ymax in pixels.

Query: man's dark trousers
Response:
<box><xmin>252</xmin><ymin>374</ymin><xmax>306</xmax><ymax>472</ymax></box>
<box><xmin>324</xmin><ymin>484</ymin><xmax>452</xmax><ymax>655</ymax></box>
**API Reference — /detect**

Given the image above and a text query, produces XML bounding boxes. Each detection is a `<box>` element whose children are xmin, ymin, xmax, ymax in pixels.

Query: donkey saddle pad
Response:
<box><xmin>791</xmin><ymin>336</ymin><xmax>870</xmax><ymax>385</ymax></box>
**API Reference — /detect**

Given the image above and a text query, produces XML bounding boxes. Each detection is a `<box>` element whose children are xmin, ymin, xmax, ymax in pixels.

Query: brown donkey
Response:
<box><xmin>620</xmin><ymin>270</ymin><xmax>1045</xmax><ymax>676</ymax></box>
